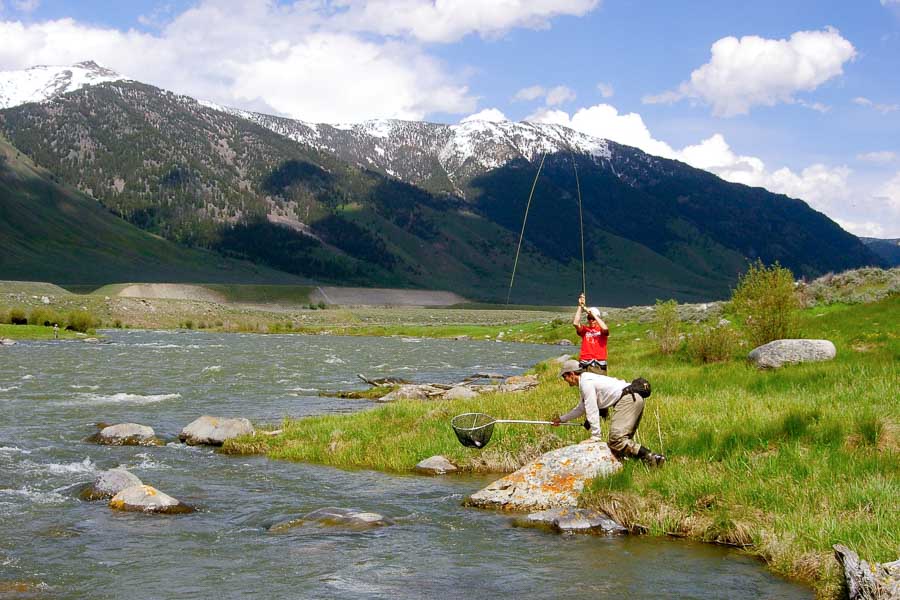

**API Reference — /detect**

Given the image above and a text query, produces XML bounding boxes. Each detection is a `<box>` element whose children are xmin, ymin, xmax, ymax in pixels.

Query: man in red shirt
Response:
<box><xmin>573</xmin><ymin>293</ymin><xmax>609</xmax><ymax>374</ymax></box>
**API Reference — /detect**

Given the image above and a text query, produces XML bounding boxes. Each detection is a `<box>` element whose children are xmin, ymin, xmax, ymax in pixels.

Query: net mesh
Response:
<box><xmin>451</xmin><ymin>413</ymin><xmax>496</xmax><ymax>448</ymax></box>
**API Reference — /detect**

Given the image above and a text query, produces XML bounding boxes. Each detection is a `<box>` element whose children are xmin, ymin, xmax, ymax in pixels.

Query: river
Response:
<box><xmin>0</xmin><ymin>330</ymin><xmax>811</xmax><ymax>598</ymax></box>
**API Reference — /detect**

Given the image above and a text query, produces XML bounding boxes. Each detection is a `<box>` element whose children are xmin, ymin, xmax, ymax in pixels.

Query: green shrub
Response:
<box><xmin>183</xmin><ymin>320</ymin><xmax>194</xmax><ymax>329</ymax></box>
<box><xmin>113</xmin><ymin>319</ymin><xmax>123</xmax><ymax>328</ymax></box>
<box><xmin>317</xmin><ymin>301</ymin><xmax>327</xmax><ymax>309</ymax></box>
<box><xmin>730</xmin><ymin>261</ymin><xmax>800</xmax><ymax>347</ymax></box>
<box><xmin>9</xmin><ymin>307</ymin><xmax>27</xmax><ymax>325</ymax></box>
<box><xmin>29</xmin><ymin>307</ymin><xmax>61</xmax><ymax>327</ymax></box>
<box><xmin>686</xmin><ymin>324</ymin><xmax>740</xmax><ymax>363</ymax></box>
<box><xmin>65</xmin><ymin>310</ymin><xmax>96</xmax><ymax>333</ymax></box>
<box><xmin>652</xmin><ymin>299</ymin><xmax>681</xmax><ymax>354</ymax></box>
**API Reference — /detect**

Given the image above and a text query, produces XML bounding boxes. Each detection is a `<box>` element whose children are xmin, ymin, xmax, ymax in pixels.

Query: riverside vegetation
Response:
<box><xmin>223</xmin><ymin>267</ymin><xmax>898</xmax><ymax>599</ymax></box>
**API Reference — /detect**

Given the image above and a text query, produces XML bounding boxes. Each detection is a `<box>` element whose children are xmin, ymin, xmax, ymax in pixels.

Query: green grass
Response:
<box><xmin>0</xmin><ymin>324</ymin><xmax>83</xmax><ymax>340</ymax></box>
<box><xmin>225</xmin><ymin>295</ymin><xmax>899</xmax><ymax>598</ymax></box>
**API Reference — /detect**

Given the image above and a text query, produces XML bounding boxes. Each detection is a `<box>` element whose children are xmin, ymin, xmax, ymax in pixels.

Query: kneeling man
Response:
<box><xmin>552</xmin><ymin>360</ymin><xmax>665</xmax><ymax>466</ymax></box>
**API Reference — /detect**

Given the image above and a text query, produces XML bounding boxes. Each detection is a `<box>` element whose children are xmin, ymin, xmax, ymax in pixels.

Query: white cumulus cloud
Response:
<box><xmin>333</xmin><ymin>0</ymin><xmax>601</xmax><ymax>43</ymax></box>
<box><xmin>644</xmin><ymin>28</ymin><xmax>856</xmax><ymax>116</ymax></box>
<box><xmin>853</xmin><ymin>96</ymin><xmax>899</xmax><ymax>114</ymax></box>
<box><xmin>461</xmin><ymin>107</ymin><xmax>508</xmax><ymax>122</ymax></box>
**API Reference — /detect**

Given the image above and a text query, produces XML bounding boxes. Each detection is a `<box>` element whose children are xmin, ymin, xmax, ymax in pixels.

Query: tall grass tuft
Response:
<box><xmin>653</xmin><ymin>299</ymin><xmax>681</xmax><ymax>354</ymax></box>
<box><xmin>685</xmin><ymin>323</ymin><xmax>739</xmax><ymax>363</ymax></box>
<box><xmin>65</xmin><ymin>310</ymin><xmax>96</xmax><ymax>333</ymax></box>
<box><xmin>731</xmin><ymin>260</ymin><xmax>801</xmax><ymax>347</ymax></box>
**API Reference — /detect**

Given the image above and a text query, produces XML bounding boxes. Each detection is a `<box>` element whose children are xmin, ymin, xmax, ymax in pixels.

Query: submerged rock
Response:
<box><xmin>465</xmin><ymin>440</ymin><xmax>621</xmax><ymax>511</ymax></box>
<box><xmin>109</xmin><ymin>485</ymin><xmax>193</xmax><ymax>514</ymax></box>
<box><xmin>834</xmin><ymin>544</ymin><xmax>900</xmax><ymax>600</ymax></box>
<box><xmin>179</xmin><ymin>415</ymin><xmax>254</xmax><ymax>446</ymax></box>
<box><xmin>414</xmin><ymin>455</ymin><xmax>457</xmax><ymax>475</ymax></box>
<box><xmin>90</xmin><ymin>423</ymin><xmax>160</xmax><ymax>446</ymax></box>
<box><xmin>748</xmin><ymin>339</ymin><xmax>836</xmax><ymax>369</ymax></box>
<box><xmin>80</xmin><ymin>468</ymin><xmax>142</xmax><ymax>501</ymax></box>
<box><xmin>517</xmin><ymin>507</ymin><xmax>626</xmax><ymax>534</ymax></box>
<box><xmin>442</xmin><ymin>386</ymin><xmax>478</xmax><ymax>400</ymax></box>
<box><xmin>269</xmin><ymin>507</ymin><xmax>393</xmax><ymax>532</ymax></box>
<box><xmin>556</xmin><ymin>339</ymin><xmax>574</xmax><ymax>346</ymax></box>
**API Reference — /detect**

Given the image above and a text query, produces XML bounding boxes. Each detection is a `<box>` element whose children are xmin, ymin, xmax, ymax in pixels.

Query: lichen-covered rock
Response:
<box><xmin>178</xmin><ymin>415</ymin><xmax>254</xmax><ymax>446</ymax></box>
<box><xmin>465</xmin><ymin>440</ymin><xmax>621</xmax><ymax>511</ymax></box>
<box><xmin>109</xmin><ymin>485</ymin><xmax>193</xmax><ymax>514</ymax></box>
<box><xmin>748</xmin><ymin>339</ymin><xmax>836</xmax><ymax>369</ymax></box>
<box><xmin>834</xmin><ymin>544</ymin><xmax>900</xmax><ymax>600</ymax></box>
<box><xmin>378</xmin><ymin>384</ymin><xmax>445</xmax><ymax>402</ymax></box>
<box><xmin>442</xmin><ymin>386</ymin><xmax>478</xmax><ymax>400</ymax></box>
<box><xmin>80</xmin><ymin>468</ymin><xmax>142</xmax><ymax>501</ymax></box>
<box><xmin>516</xmin><ymin>507</ymin><xmax>626</xmax><ymax>534</ymax></box>
<box><xmin>556</xmin><ymin>339</ymin><xmax>574</xmax><ymax>346</ymax></box>
<box><xmin>269</xmin><ymin>507</ymin><xmax>393</xmax><ymax>532</ymax></box>
<box><xmin>90</xmin><ymin>423</ymin><xmax>160</xmax><ymax>446</ymax></box>
<box><xmin>414</xmin><ymin>455</ymin><xmax>457</xmax><ymax>475</ymax></box>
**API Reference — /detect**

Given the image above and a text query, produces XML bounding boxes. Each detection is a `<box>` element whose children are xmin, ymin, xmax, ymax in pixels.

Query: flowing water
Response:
<box><xmin>0</xmin><ymin>330</ymin><xmax>811</xmax><ymax>599</ymax></box>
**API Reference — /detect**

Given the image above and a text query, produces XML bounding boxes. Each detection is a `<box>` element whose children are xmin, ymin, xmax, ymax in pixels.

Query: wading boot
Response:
<box><xmin>637</xmin><ymin>446</ymin><xmax>666</xmax><ymax>467</ymax></box>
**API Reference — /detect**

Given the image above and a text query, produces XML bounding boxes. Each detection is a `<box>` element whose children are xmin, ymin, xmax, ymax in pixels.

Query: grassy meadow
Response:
<box><xmin>226</xmin><ymin>295</ymin><xmax>899</xmax><ymax>597</ymax></box>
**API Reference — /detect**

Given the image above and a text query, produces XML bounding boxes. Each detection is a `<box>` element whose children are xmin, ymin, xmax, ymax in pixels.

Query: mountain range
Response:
<box><xmin>0</xmin><ymin>62</ymin><xmax>884</xmax><ymax>304</ymax></box>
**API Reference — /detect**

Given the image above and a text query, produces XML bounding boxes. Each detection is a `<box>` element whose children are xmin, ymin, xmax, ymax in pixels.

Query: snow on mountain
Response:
<box><xmin>208</xmin><ymin>105</ymin><xmax>612</xmax><ymax>193</ymax></box>
<box><xmin>0</xmin><ymin>61</ymin><xmax>125</xmax><ymax>110</ymax></box>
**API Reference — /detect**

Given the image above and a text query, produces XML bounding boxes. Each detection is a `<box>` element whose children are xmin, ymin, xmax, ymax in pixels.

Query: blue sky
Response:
<box><xmin>1</xmin><ymin>0</ymin><xmax>898</xmax><ymax>236</ymax></box>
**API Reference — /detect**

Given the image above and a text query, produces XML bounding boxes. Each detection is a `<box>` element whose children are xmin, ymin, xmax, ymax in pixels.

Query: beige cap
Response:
<box><xmin>587</xmin><ymin>307</ymin><xmax>602</xmax><ymax>321</ymax></box>
<box><xmin>559</xmin><ymin>359</ymin><xmax>582</xmax><ymax>377</ymax></box>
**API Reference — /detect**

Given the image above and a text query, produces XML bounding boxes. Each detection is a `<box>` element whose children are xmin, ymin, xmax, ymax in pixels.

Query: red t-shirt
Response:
<box><xmin>576</xmin><ymin>324</ymin><xmax>609</xmax><ymax>361</ymax></box>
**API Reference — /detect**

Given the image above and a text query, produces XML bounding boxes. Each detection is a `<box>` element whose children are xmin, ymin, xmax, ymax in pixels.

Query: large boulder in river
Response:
<box><xmin>90</xmin><ymin>423</ymin><xmax>160</xmax><ymax>446</ymax></box>
<box><xmin>834</xmin><ymin>544</ymin><xmax>900</xmax><ymax>600</ymax></box>
<box><xmin>80</xmin><ymin>468</ymin><xmax>142</xmax><ymax>501</ymax></box>
<box><xmin>748</xmin><ymin>339</ymin><xmax>836</xmax><ymax>369</ymax></box>
<box><xmin>178</xmin><ymin>415</ymin><xmax>254</xmax><ymax>446</ymax></box>
<box><xmin>465</xmin><ymin>440</ymin><xmax>621</xmax><ymax>511</ymax></box>
<box><xmin>414</xmin><ymin>455</ymin><xmax>457</xmax><ymax>475</ymax></box>
<box><xmin>0</xmin><ymin>338</ymin><xmax>16</xmax><ymax>346</ymax></box>
<box><xmin>269</xmin><ymin>507</ymin><xmax>393</xmax><ymax>533</ymax></box>
<box><xmin>516</xmin><ymin>507</ymin><xmax>626</xmax><ymax>535</ymax></box>
<box><xmin>109</xmin><ymin>485</ymin><xmax>193</xmax><ymax>514</ymax></box>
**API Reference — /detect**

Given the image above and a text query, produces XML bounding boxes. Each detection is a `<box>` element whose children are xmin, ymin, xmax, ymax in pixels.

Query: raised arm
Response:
<box><xmin>573</xmin><ymin>293</ymin><xmax>586</xmax><ymax>328</ymax></box>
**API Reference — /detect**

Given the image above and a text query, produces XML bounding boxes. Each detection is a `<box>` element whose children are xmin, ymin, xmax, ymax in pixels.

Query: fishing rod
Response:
<box><xmin>506</xmin><ymin>151</ymin><xmax>588</xmax><ymax>303</ymax></box>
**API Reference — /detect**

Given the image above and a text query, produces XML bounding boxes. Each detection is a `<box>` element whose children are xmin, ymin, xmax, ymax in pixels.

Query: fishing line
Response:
<box><xmin>506</xmin><ymin>152</ymin><xmax>546</xmax><ymax>304</ymax></box>
<box><xmin>571</xmin><ymin>152</ymin><xmax>586</xmax><ymax>298</ymax></box>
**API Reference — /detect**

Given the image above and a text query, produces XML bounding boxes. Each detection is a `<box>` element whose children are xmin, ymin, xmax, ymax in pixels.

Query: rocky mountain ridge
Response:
<box><xmin>0</xmin><ymin>61</ymin><xmax>125</xmax><ymax>110</ymax></box>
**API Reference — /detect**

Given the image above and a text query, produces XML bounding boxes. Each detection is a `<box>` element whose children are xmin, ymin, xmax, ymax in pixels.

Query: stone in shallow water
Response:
<box><xmin>748</xmin><ymin>339</ymin><xmax>836</xmax><ymax>369</ymax></box>
<box><xmin>90</xmin><ymin>423</ymin><xmax>160</xmax><ymax>446</ymax></box>
<box><xmin>80</xmin><ymin>468</ymin><xmax>142</xmax><ymax>501</ymax></box>
<box><xmin>414</xmin><ymin>455</ymin><xmax>457</xmax><ymax>475</ymax></box>
<box><xmin>179</xmin><ymin>415</ymin><xmax>254</xmax><ymax>446</ymax></box>
<box><xmin>378</xmin><ymin>384</ymin><xmax>445</xmax><ymax>402</ymax></box>
<box><xmin>465</xmin><ymin>440</ymin><xmax>621</xmax><ymax>511</ymax></box>
<box><xmin>269</xmin><ymin>507</ymin><xmax>393</xmax><ymax>532</ymax></box>
<box><xmin>442</xmin><ymin>386</ymin><xmax>478</xmax><ymax>400</ymax></box>
<box><xmin>109</xmin><ymin>485</ymin><xmax>193</xmax><ymax>514</ymax></box>
<box><xmin>517</xmin><ymin>507</ymin><xmax>626</xmax><ymax>534</ymax></box>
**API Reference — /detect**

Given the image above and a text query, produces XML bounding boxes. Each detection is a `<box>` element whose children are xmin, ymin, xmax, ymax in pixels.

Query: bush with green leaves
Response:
<box><xmin>652</xmin><ymin>299</ymin><xmax>681</xmax><ymax>354</ymax></box>
<box><xmin>686</xmin><ymin>324</ymin><xmax>740</xmax><ymax>363</ymax></box>
<box><xmin>8</xmin><ymin>307</ymin><xmax>27</xmax><ymax>325</ymax></box>
<box><xmin>29</xmin><ymin>307</ymin><xmax>62</xmax><ymax>327</ymax></box>
<box><xmin>65</xmin><ymin>310</ymin><xmax>97</xmax><ymax>333</ymax></box>
<box><xmin>730</xmin><ymin>261</ymin><xmax>800</xmax><ymax>347</ymax></box>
